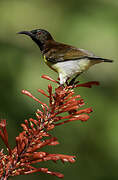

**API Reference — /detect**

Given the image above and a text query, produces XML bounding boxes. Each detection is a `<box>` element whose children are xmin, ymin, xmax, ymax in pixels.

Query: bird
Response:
<box><xmin>18</xmin><ymin>29</ymin><xmax>113</xmax><ymax>85</ymax></box>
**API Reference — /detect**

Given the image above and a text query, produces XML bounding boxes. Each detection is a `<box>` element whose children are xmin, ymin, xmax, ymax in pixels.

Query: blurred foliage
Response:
<box><xmin>0</xmin><ymin>0</ymin><xmax>118</xmax><ymax>179</ymax></box>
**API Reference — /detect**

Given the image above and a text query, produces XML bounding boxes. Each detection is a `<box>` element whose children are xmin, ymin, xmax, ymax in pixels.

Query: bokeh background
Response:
<box><xmin>0</xmin><ymin>0</ymin><xmax>118</xmax><ymax>179</ymax></box>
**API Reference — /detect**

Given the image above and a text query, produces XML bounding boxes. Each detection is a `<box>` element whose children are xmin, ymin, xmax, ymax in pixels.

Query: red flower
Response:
<box><xmin>0</xmin><ymin>75</ymin><xmax>99</xmax><ymax>179</ymax></box>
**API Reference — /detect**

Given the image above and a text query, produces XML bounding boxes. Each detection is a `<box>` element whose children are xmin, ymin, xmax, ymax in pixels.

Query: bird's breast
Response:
<box><xmin>43</xmin><ymin>55</ymin><xmax>48</xmax><ymax>63</ymax></box>
<box><xmin>43</xmin><ymin>55</ymin><xmax>58</xmax><ymax>72</ymax></box>
<box><xmin>52</xmin><ymin>59</ymin><xmax>93</xmax><ymax>75</ymax></box>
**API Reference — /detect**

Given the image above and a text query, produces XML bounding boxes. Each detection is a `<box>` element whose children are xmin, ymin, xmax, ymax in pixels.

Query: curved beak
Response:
<box><xmin>17</xmin><ymin>31</ymin><xmax>33</xmax><ymax>37</ymax></box>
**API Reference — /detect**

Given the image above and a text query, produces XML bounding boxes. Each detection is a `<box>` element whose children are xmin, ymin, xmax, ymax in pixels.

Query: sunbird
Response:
<box><xmin>18</xmin><ymin>29</ymin><xmax>113</xmax><ymax>85</ymax></box>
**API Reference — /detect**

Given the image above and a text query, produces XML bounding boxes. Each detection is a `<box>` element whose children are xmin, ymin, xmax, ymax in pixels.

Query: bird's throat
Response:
<box><xmin>31</xmin><ymin>37</ymin><xmax>44</xmax><ymax>51</ymax></box>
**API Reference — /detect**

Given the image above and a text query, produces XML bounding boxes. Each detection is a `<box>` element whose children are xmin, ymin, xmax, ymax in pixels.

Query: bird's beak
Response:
<box><xmin>17</xmin><ymin>31</ymin><xmax>33</xmax><ymax>37</ymax></box>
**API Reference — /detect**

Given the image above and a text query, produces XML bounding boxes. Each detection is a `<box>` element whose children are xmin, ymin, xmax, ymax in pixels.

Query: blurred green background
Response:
<box><xmin>0</xmin><ymin>0</ymin><xmax>118</xmax><ymax>179</ymax></box>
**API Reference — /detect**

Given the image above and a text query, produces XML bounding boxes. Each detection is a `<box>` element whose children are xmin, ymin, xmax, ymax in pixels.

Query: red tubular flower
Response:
<box><xmin>0</xmin><ymin>119</ymin><xmax>12</xmax><ymax>155</ymax></box>
<box><xmin>0</xmin><ymin>75</ymin><xmax>99</xmax><ymax>180</ymax></box>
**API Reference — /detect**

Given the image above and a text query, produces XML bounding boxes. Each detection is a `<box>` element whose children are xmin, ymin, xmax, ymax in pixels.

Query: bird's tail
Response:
<box><xmin>89</xmin><ymin>57</ymin><xmax>113</xmax><ymax>63</ymax></box>
<box><xmin>99</xmin><ymin>58</ymin><xmax>113</xmax><ymax>63</ymax></box>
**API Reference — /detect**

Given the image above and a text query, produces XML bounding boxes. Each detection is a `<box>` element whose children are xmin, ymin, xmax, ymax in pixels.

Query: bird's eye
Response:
<box><xmin>37</xmin><ymin>31</ymin><xmax>42</xmax><ymax>35</ymax></box>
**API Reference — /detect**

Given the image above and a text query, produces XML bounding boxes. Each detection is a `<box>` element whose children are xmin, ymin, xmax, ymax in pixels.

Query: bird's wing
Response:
<box><xmin>45</xmin><ymin>44</ymin><xmax>95</xmax><ymax>63</ymax></box>
<box><xmin>64</xmin><ymin>48</ymin><xmax>113</xmax><ymax>62</ymax></box>
<box><xmin>45</xmin><ymin>42</ymin><xmax>113</xmax><ymax>63</ymax></box>
<box><xmin>63</xmin><ymin>48</ymin><xmax>94</xmax><ymax>60</ymax></box>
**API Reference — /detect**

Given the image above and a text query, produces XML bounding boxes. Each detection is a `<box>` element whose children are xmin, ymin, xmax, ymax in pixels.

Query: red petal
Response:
<box><xmin>46</xmin><ymin>171</ymin><xmax>64</xmax><ymax>178</ymax></box>
<box><xmin>22</xmin><ymin>90</ymin><xmax>48</xmax><ymax>109</ymax></box>
<box><xmin>38</xmin><ymin>89</ymin><xmax>49</xmax><ymax>97</ymax></box>
<box><xmin>75</xmin><ymin>81</ymin><xmax>100</xmax><ymax>88</ymax></box>
<box><xmin>41</xmin><ymin>75</ymin><xmax>59</xmax><ymax>84</ymax></box>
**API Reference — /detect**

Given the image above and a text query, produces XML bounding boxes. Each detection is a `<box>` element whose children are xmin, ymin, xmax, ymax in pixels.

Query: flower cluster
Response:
<box><xmin>0</xmin><ymin>75</ymin><xmax>99</xmax><ymax>179</ymax></box>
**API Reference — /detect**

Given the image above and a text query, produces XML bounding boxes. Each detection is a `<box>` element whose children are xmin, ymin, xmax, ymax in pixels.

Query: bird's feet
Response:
<box><xmin>69</xmin><ymin>78</ymin><xmax>76</xmax><ymax>86</ymax></box>
<box><xmin>68</xmin><ymin>74</ymin><xmax>80</xmax><ymax>87</ymax></box>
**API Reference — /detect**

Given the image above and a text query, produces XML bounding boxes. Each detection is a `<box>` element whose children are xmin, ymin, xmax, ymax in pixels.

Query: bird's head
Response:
<box><xmin>18</xmin><ymin>29</ymin><xmax>53</xmax><ymax>50</ymax></box>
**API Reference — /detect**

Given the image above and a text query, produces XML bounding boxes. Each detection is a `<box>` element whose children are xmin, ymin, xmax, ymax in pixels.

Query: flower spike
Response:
<box><xmin>0</xmin><ymin>75</ymin><xmax>98</xmax><ymax>179</ymax></box>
